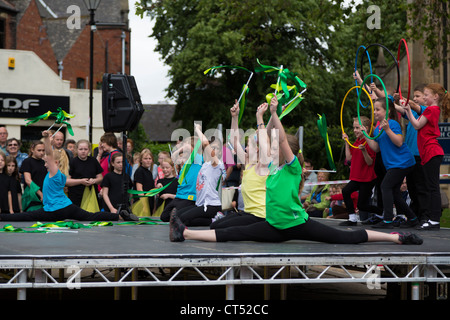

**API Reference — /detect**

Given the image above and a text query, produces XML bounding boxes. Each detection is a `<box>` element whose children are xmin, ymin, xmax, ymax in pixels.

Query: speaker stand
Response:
<box><xmin>116</xmin><ymin>131</ymin><xmax>139</xmax><ymax>221</ymax></box>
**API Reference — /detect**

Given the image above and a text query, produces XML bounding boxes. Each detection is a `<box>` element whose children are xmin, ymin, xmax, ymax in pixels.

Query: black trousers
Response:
<box><xmin>422</xmin><ymin>155</ymin><xmax>443</xmax><ymax>222</ymax></box>
<box><xmin>215</xmin><ymin>218</ymin><xmax>368</xmax><ymax>244</ymax></box>
<box><xmin>160</xmin><ymin>198</ymin><xmax>196</xmax><ymax>222</ymax></box>
<box><xmin>342</xmin><ymin>179</ymin><xmax>382</xmax><ymax>215</ymax></box>
<box><xmin>381</xmin><ymin>166</ymin><xmax>416</xmax><ymax>222</ymax></box>
<box><xmin>406</xmin><ymin>156</ymin><xmax>428</xmax><ymax>221</ymax></box>
<box><xmin>0</xmin><ymin>204</ymin><xmax>119</xmax><ymax>221</ymax></box>
<box><xmin>176</xmin><ymin>204</ymin><xmax>222</xmax><ymax>226</ymax></box>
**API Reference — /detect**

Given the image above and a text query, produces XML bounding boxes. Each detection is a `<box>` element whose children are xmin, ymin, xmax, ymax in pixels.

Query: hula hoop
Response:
<box><xmin>397</xmin><ymin>38</ymin><xmax>411</xmax><ymax>106</ymax></box>
<box><xmin>360</xmin><ymin>43</ymin><xmax>400</xmax><ymax>94</ymax></box>
<box><xmin>358</xmin><ymin>74</ymin><xmax>389</xmax><ymax>140</ymax></box>
<box><xmin>355</xmin><ymin>45</ymin><xmax>373</xmax><ymax>109</ymax></box>
<box><xmin>340</xmin><ymin>86</ymin><xmax>374</xmax><ymax>148</ymax></box>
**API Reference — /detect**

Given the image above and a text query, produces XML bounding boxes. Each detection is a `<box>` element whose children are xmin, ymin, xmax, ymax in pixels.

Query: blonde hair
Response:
<box><xmin>161</xmin><ymin>157</ymin><xmax>176</xmax><ymax>176</ymax></box>
<box><xmin>76</xmin><ymin>139</ymin><xmax>91</xmax><ymax>152</ymax></box>
<box><xmin>53</xmin><ymin>149</ymin><xmax>69</xmax><ymax>176</ymax></box>
<box><xmin>139</xmin><ymin>148</ymin><xmax>155</xmax><ymax>171</ymax></box>
<box><xmin>353</xmin><ymin>116</ymin><xmax>372</xmax><ymax>129</ymax></box>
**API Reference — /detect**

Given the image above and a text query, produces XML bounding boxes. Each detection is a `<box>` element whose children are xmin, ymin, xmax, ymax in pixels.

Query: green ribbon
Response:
<box><xmin>238</xmin><ymin>83</ymin><xmax>250</xmax><ymax>124</ymax></box>
<box><xmin>127</xmin><ymin>178</ymin><xmax>177</xmax><ymax>198</ymax></box>
<box><xmin>204</xmin><ymin>65</ymin><xmax>252</xmax><ymax>76</ymax></box>
<box><xmin>317</xmin><ymin>113</ymin><xmax>336</xmax><ymax>171</ymax></box>
<box><xmin>30</xmin><ymin>221</ymin><xmax>92</xmax><ymax>229</ymax></box>
<box><xmin>178</xmin><ymin>139</ymin><xmax>202</xmax><ymax>185</ymax></box>
<box><xmin>279</xmin><ymin>93</ymin><xmax>304</xmax><ymax>120</ymax></box>
<box><xmin>25</xmin><ymin>107</ymin><xmax>75</xmax><ymax>136</ymax></box>
<box><xmin>255</xmin><ymin>60</ymin><xmax>307</xmax><ymax>116</ymax></box>
<box><xmin>0</xmin><ymin>224</ymin><xmax>48</xmax><ymax>233</ymax></box>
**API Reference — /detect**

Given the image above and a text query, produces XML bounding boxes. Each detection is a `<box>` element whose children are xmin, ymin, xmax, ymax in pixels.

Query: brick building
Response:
<box><xmin>1</xmin><ymin>0</ymin><xmax>130</xmax><ymax>89</ymax></box>
<box><xmin>0</xmin><ymin>0</ymin><xmax>131</xmax><ymax>143</ymax></box>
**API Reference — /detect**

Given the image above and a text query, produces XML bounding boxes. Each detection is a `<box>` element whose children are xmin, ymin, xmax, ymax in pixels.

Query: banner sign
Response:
<box><xmin>0</xmin><ymin>93</ymin><xmax>70</xmax><ymax>119</ymax></box>
<box><xmin>438</xmin><ymin>122</ymin><xmax>450</xmax><ymax>165</ymax></box>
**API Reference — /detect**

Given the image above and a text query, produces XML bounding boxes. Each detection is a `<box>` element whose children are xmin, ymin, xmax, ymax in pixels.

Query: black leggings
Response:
<box><xmin>0</xmin><ymin>204</ymin><xmax>119</xmax><ymax>221</ymax></box>
<box><xmin>342</xmin><ymin>179</ymin><xmax>382</xmax><ymax>215</ymax></box>
<box><xmin>381</xmin><ymin>166</ymin><xmax>416</xmax><ymax>222</ymax></box>
<box><xmin>176</xmin><ymin>204</ymin><xmax>222</xmax><ymax>226</ymax></box>
<box><xmin>160</xmin><ymin>198</ymin><xmax>196</xmax><ymax>222</ymax></box>
<box><xmin>210</xmin><ymin>211</ymin><xmax>264</xmax><ymax>229</ymax></box>
<box><xmin>215</xmin><ymin>218</ymin><xmax>368</xmax><ymax>243</ymax></box>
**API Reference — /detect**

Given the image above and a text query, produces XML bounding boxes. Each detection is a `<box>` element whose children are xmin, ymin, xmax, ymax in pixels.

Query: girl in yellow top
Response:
<box><xmin>170</xmin><ymin>97</ymin><xmax>423</xmax><ymax>245</ymax></box>
<box><xmin>210</xmin><ymin>99</ymin><xmax>268</xmax><ymax>229</ymax></box>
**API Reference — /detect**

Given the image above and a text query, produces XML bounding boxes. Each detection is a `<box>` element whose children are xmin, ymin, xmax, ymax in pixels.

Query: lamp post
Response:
<box><xmin>83</xmin><ymin>0</ymin><xmax>101</xmax><ymax>143</ymax></box>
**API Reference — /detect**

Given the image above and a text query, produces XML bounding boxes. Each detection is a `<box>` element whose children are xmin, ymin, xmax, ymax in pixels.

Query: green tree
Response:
<box><xmin>135</xmin><ymin>0</ymin><xmax>408</xmax><ymax>175</ymax></box>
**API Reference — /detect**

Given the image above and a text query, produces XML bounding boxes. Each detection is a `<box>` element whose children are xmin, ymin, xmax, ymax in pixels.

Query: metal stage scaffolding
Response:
<box><xmin>0</xmin><ymin>219</ymin><xmax>449</xmax><ymax>300</ymax></box>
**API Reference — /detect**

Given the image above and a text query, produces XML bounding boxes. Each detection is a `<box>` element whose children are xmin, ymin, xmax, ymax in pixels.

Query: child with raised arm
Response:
<box><xmin>169</xmin><ymin>96</ymin><xmax>423</xmax><ymax>245</ymax></box>
<box><xmin>402</xmin><ymin>84</ymin><xmax>450</xmax><ymax>230</ymax></box>
<box><xmin>393</xmin><ymin>84</ymin><xmax>428</xmax><ymax>222</ymax></box>
<box><xmin>173</xmin><ymin>124</ymin><xmax>226</xmax><ymax>226</ymax></box>
<box><xmin>0</xmin><ymin>131</ymin><xmax>126</xmax><ymax>222</ymax></box>
<box><xmin>210</xmin><ymin>99</ymin><xmax>269</xmax><ymax>229</ymax></box>
<box><xmin>361</xmin><ymin>98</ymin><xmax>418</xmax><ymax>229</ymax></box>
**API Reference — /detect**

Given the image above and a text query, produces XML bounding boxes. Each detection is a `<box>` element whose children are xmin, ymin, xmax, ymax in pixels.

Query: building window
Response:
<box><xmin>0</xmin><ymin>18</ymin><xmax>5</xmax><ymax>49</ymax></box>
<box><xmin>76</xmin><ymin>77</ymin><xmax>85</xmax><ymax>89</ymax></box>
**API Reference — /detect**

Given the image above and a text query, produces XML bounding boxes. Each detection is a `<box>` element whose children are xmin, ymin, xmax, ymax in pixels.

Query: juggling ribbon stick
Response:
<box><xmin>25</xmin><ymin>107</ymin><xmax>75</xmax><ymax>136</ymax></box>
<box><xmin>204</xmin><ymin>65</ymin><xmax>253</xmax><ymax>124</ymax></box>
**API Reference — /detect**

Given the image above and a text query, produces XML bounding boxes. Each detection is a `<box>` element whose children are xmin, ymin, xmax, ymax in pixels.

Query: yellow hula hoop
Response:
<box><xmin>340</xmin><ymin>86</ymin><xmax>374</xmax><ymax>149</ymax></box>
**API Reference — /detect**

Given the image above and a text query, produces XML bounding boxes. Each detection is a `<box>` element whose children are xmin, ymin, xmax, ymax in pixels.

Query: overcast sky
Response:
<box><xmin>128</xmin><ymin>1</ymin><xmax>172</xmax><ymax>105</ymax></box>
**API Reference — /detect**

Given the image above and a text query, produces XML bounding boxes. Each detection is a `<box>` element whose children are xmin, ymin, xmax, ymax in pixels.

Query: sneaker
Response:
<box><xmin>416</xmin><ymin>221</ymin><xmax>440</xmax><ymax>231</ymax></box>
<box><xmin>391</xmin><ymin>232</ymin><xmax>423</xmax><ymax>245</ymax></box>
<box><xmin>119</xmin><ymin>209</ymin><xmax>139</xmax><ymax>221</ymax></box>
<box><xmin>361</xmin><ymin>215</ymin><xmax>382</xmax><ymax>225</ymax></box>
<box><xmin>372</xmin><ymin>220</ymin><xmax>394</xmax><ymax>229</ymax></box>
<box><xmin>211</xmin><ymin>211</ymin><xmax>225</xmax><ymax>223</ymax></box>
<box><xmin>392</xmin><ymin>216</ymin><xmax>406</xmax><ymax>227</ymax></box>
<box><xmin>339</xmin><ymin>220</ymin><xmax>357</xmax><ymax>226</ymax></box>
<box><xmin>399</xmin><ymin>217</ymin><xmax>419</xmax><ymax>228</ymax></box>
<box><xmin>169</xmin><ymin>208</ymin><xmax>185</xmax><ymax>242</ymax></box>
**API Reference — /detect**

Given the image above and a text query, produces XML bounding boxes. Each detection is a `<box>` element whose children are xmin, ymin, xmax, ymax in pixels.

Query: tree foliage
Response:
<box><xmin>135</xmin><ymin>0</ymin><xmax>407</xmax><ymax>178</ymax></box>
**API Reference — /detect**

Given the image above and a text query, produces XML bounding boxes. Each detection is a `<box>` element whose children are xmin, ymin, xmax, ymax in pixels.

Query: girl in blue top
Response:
<box><xmin>362</xmin><ymin>98</ymin><xmax>419</xmax><ymax>229</ymax></box>
<box><xmin>0</xmin><ymin>131</ymin><xmax>135</xmax><ymax>222</ymax></box>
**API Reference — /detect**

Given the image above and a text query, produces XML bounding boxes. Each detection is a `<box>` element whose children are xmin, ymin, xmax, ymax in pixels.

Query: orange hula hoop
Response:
<box><xmin>340</xmin><ymin>86</ymin><xmax>374</xmax><ymax>148</ymax></box>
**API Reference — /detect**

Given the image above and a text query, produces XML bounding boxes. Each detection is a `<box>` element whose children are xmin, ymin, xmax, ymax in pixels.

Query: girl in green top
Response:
<box><xmin>170</xmin><ymin>97</ymin><xmax>423</xmax><ymax>245</ymax></box>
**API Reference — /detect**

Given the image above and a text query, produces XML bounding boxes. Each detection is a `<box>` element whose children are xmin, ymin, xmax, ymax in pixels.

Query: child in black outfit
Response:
<box><xmin>67</xmin><ymin>139</ymin><xmax>103</xmax><ymax>207</ymax></box>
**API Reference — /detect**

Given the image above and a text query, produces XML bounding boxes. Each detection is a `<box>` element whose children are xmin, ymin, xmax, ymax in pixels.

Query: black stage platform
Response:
<box><xmin>0</xmin><ymin>218</ymin><xmax>449</xmax><ymax>300</ymax></box>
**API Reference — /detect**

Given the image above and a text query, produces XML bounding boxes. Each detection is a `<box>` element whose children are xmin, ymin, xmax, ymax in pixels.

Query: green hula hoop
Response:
<box><xmin>357</xmin><ymin>73</ymin><xmax>388</xmax><ymax>140</ymax></box>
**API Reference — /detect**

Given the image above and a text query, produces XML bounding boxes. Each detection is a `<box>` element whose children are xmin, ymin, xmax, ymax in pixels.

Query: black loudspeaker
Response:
<box><xmin>102</xmin><ymin>73</ymin><xmax>144</xmax><ymax>132</ymax></box>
